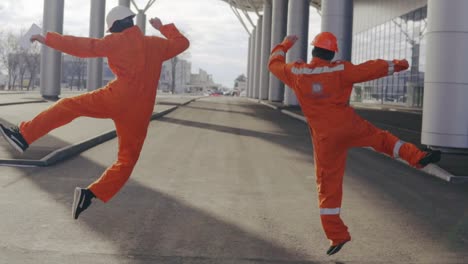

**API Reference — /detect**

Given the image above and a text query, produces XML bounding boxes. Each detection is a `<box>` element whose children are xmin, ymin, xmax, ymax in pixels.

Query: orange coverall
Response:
<box><xmin>269</xmin><ymin>38</ymin><xmax>427</xmax><ymax>246</ymax></box>
<box><xmin>19</xmin><ymin>25</ymin><xmax>189</xmax><ymax>202</ymax></box>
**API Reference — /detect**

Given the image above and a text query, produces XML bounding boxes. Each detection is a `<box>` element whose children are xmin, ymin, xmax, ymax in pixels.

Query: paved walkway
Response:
<box><xmin>1</xmin><ymin>92</ymin><xmax>467</xmax><ymax>181</ymax></box>
<box><xmin>252</xmin><ymin>99</ymin><xmax>468</xmax><ymax>181</ymax></box>
<box><xmin>0</xmin><ymin>91</ymin><xmax>198</xmax><ymax>166</ymax></box>
<box><xmin>1</xmin><ymin>96</ymin><xmax>467</xmax><ymax>263</ymax></box>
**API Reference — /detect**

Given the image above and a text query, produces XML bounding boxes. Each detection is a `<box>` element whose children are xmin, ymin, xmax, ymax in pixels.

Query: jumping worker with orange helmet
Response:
<box><xmin>269</xmin><ymin>32</ymin><xmax>441</xmax><ymax>255</ymax></box>
<box><xmin>0</xmin><ymin>6</ymin><xmax>189</xmax><ymax>219</ymax></box>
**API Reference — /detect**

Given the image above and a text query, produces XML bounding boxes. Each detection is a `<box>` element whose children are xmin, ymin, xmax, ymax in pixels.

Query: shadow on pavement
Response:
<box><xmin>346</xmin><ymin>148</ymin><xmax>468</xmax><ymax>251</ymax></box>
<box><xmin>160</xmin><ymin>98</ymin><xmax>468</xmax><ymax>255</ymax></box>
<box><xmin>159</xmin><ymin>115</ymin><xmax>313</xmax><ymax>160</ymax></box>
<box><xmin>0</xmin><ymin>117</ymin><xmax>69</xmax><ymax>160</ymax></box>
<box><xmin>9</xmin><ymin>154</ymin><xmax>321</xmax><ymax>263</ymax></box>
<box><xmin>3</xmin><ymin>97</ymin><xmax>467</xmax><ymax>262</ymax></box>
<box><xmin>183</xmin><ymin>104</ymin><xmax>260</xmax><ymax>118</ymax></box>
<box><xmin>160</xmin><ymin>99</ymin><xmax>313</xmax><ymax>159</ymax></box>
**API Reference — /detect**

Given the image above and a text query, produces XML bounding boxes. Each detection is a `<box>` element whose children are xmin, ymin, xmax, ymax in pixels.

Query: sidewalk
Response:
<box><xmin>0</xmin><ymin>92</ymin><xmax>199</xmax><ymax>166</ymax></box>
<box><xmin>250</xmin><ymin>98</ymin><xmax>468</xmax><ymax>182</ymax></box>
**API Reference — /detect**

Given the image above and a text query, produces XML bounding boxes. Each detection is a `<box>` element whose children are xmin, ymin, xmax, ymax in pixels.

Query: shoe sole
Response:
<box><xmin>72</xmin><ymin>187</ymin><xmax>82</xmax><ymax>219</ymax></box>
<box><xmin>0</xmin><ymin>127</ymin><xmax>24</xmax><ymax>154</ymax></box>
<box><xmin>327</xmin><ymin>240</ymin><xmax>349</xmax><ymax>256</ymax></box>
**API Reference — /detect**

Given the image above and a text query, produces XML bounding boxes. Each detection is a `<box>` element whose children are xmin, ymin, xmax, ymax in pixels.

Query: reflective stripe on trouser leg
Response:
<box><xmin>346</xmin><ymin>113</ymin><xmax>426</xmax><ymax>168</ymax></box>
<box><xmin>320</xmin><ymin>207</ymin><xmax>351</xmax><ymax>245</ymax></box>
<box><xmin>320</xmin><ymin>208</ymin><xmax>340</xmax><ymax>215</ymax></box>
<box><xmin>393</xmin><ymin>140</ymin><xmax>405</xmax><ymax>159</ymax></box>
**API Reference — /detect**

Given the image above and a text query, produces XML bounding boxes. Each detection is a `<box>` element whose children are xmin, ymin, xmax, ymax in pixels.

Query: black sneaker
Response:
<box><xmin>0</xmin><ymin>124</ymin><xmax>29</xmax><ymax>153</ymax></box>
<box><xmin>72</xmin><ymin>187</ymin><xmax>95</xmax><ymax>219</ymax></box>
<box><xmin>327</xmin><ymin>241</ymin><xmax>348</xmax><ymax>256</ymax></box>
<box><xmin>418</xmin><ymin>149</ymin><xmax>442</xmax><ymax>167</ymax></box>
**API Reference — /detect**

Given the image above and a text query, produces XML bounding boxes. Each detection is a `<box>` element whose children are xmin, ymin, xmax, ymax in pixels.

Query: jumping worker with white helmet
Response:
<box><xmin>0</xmin><ymin>6</ymin><xmax>189</xmax><ymax>219</ymax></box>
<box><xmin>269</xmin><ymin>32</ymin><xmax>441</xmax><ymax>255</ymax></box>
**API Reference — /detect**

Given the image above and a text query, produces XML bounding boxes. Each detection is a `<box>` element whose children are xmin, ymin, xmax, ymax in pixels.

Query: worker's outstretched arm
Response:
<box><xmin>268</xmin><ymin>35</ymin><xmax>297</xmax><ymax>88</ymax></box>
<box><xmin>150</xmin><ymin>18</ymin><xmax>190</xmax><ymax>61</ymax></box>
<box><xmin>39</xmin><ymin>32</ymin><xmax>116</xmax><ymax>58</ymax></box>
<box><xmin>31</xmin><ymin>33</ymin><xmax>115</xmax><ymax>58</ymax></box>
<box><xmin>344</xmin><ymin>59</ymin><xmax>409</xmax><ymax>84</ymax></box>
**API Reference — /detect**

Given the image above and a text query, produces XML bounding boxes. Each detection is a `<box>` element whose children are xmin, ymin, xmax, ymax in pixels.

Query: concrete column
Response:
<box><xmin>321</xmin><ymin>0</ymin><xmax>353</xmax><ymax>61</ymax></box>
<box><xmin>119</xmin><ymin>0</ymin><xmax>130</xmax><ymax>7</ymax></box>
<box><xmin>87</xmin><ymin>0</ymin><xmax>106</xmax><ymax>91</ymax></box>
<box><xmin>40</xmin><ymin>0</ymin><xmax>64</xmax><ymax>100</ymax></box>
<box><xmin>268</xmin><ymin>0</ymin><xmax>288</xmax><ymax>102</ymax></box>
<box><xmin>422</xmin><ymin>0</ymin><xmax>468</xmax><ymax>150</ymax></box>
<box><xmin>248</xmin><ymin>28</ymin><xmax>256</xmax><ymax>98</ymax></box>
<box><xmin>259</xmin><ymin>0</ymin><xmax>272</xmax><ymax>100</ymax></box>
<box><xmin>246</xmin><ymin>36</ymin><xmax>252</xmax><ymax>97</ymax></box>
<box><xmin>284</xmin><ymin>0</ymin><xmax>309</xmax><ymax>106</ymax></box>
<box><xmin>253</xmin><ymin>16</ymin><xmax>263</xmax><ymax>99</ymax></box>
<box><xmin>136</xmin><ymin>10</ymin><xmax>146</xmax><ymax>34</ymax></box>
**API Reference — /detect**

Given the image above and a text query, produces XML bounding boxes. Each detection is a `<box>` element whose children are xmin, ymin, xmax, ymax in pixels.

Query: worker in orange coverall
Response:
<box><xmin>0</xmin><ymin>6</ymin><xmax>189</xmax><ymax>219</ymax></box>
<box><xmin>268</xmin><ymin>33</ymin><xmax>441</xmax><ymax>256</ymax></box>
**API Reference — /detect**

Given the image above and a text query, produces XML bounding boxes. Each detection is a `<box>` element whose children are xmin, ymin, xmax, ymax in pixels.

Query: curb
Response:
<box><xmin>0</xmin><ymin>98</ymin><xmax>198</xmax><ymax>167</ymax></box>
<box><xmin>254</xmin><ymin>100</ymin><xmax>468</xmax><ymax>183</ymax></box>
<box><xmin>351</xmin><ymin>104</ymin><xmax>422</xmax><ymax>115</ymax></box>
<box><xmin>247</xmin><ymin>98</ymin><xmax>260</xmax><ymax>104</ymax></box>
<box><xmin>281</xmin><ymin>109</ymin><xmax>307</xmax><ymax>122</ymax></box>
<box><xmin>0</xmin><ymin>100</ymin><xmax>47</xmax><ymax>107</ymax></box>
<box><xmin>259</xmin><ymin>101</ymin><xmax>279</xmax><ymax>110</ymax></box>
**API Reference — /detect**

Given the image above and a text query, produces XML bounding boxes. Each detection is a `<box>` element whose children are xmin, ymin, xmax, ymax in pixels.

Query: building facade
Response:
<box><xmin>187</xmin><ymin>69</ymin><xmax>221</xmax><ymax>93</ymax></box>
<box><xmin>159</xmin><ymin>59</ymin><xmax>192</xmax><ymax>94</ymax></box>
<box><xmin>240</xmin><ymin>0</ymin><xmax>468</xmax><ymax>149</ymax></box>
<box><xmin>351</xmin><ymin>0</ymin><xmax>427</xmax><ymax>108</ymax></box>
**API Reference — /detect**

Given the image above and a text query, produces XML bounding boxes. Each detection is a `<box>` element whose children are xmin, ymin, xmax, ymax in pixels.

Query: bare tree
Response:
<box><xmin>62</xmin><ymin>55</ymin><xmax>86</xmax><ymax>90</ymax></box>
<box><xmin>7</xmin><ymin>57</ymin><xmax>19</xmax><ymax>89</ymax></box>
<box><xmin>71</xmin><ymin>57</ymin><xmax>86</xmax><ymax>90</ymax></box>
<box><xmin>0</xmin><ymin>31</ymin><xmax>4</xmax><ymax>87</ymax></box>
<box><xmin>0</xmin><ymin>31</ymin><xmax>34</xmax><ymax>90</ymax></box>
<box><xmin>24</xmin><ymin>44</ymin><xmax>41</xmax><ymax>90</ymax></box>
<box><xmin>18</xmin><ymin>51</ymin><xmax>29</xmax><ymax>90</ymax></box>
<box><xmin>0</xmin><ymin>30</ymin><xmax>42</xmax><ymax>91</ymax></box>
<box><xmin>0</xmin><ymin>33</ymin><xmax>21</xmax><ymax>90</ymax></box>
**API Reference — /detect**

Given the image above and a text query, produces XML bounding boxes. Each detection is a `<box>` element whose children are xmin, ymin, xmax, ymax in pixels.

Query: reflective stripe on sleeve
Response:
<box><xmin>270</xmin><ymin>50</ymin><xmax>285</xmax><ymax>59</ymax></box>
<box><xmin>393</xmin><ymin>140</ymin><xmax>405</xmax><ymax>158</ymax></box>
<box><xmin>387</xmin><ymin>60</ymin><xmax>395</xmax><ymax>75</ymax></box>
<box><xmin>320</xmin><ymin>208</ymin><xmax>341</xmax><ymax>215</ymax></box>
<box><xmin>292</xmin><ymin>64</ymin><xmax>344</xmax><ymax>75</ymax></box>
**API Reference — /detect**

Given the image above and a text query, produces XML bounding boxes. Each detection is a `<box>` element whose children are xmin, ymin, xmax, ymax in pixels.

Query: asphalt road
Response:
<box><xmin>1</xmin><ymin>97</ymin><xmax>467</xmax><ymax>263</ymax></box>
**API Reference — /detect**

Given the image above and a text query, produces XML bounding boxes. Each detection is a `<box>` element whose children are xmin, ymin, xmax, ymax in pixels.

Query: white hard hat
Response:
<box><xmin>106</xmin><ymin>6</ymin><xmax>135</xmax><ymax>32</ymax></box>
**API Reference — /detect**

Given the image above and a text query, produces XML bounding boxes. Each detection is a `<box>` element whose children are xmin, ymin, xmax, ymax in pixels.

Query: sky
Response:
<box><xmin>0</xmin><ymin>0</ymin><xmax>321</xmax><ymax>88</ymax></box>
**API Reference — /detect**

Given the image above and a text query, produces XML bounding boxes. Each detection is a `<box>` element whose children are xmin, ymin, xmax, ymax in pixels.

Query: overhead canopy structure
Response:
<box><xmin>221</xmin><ymin>0</ymin><xmax>321</xmax><ymax>34</ymax></box>
<box><xmin>220</xmin><ymin>0</ymin><xmax>321</xmax><ymax>12</ymax></box>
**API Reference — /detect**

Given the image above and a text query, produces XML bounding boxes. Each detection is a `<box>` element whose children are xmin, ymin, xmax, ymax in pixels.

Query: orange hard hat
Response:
<box><xmin>311</xmin><ymin>32</ymin><xmax>338</xmax><ymax>52</ymax></box>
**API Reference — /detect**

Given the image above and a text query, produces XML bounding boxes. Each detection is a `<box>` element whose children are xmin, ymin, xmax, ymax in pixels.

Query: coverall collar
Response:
<box><xmin>118</xmin><ymin>25</ymin><xmax>141</xmax><ymax>35</ymax></box>
<box><xmin>310</xmin><ymin>57</ymin><xmax>333</xmax><ymax>65</ymax></box>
